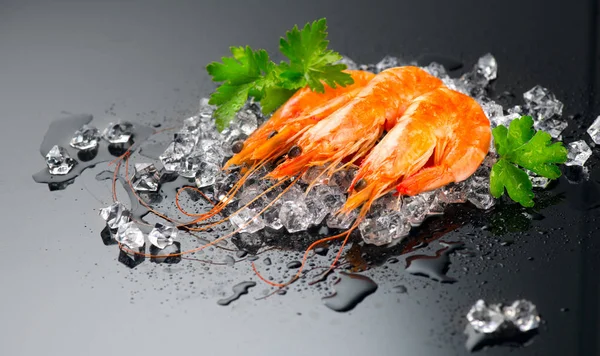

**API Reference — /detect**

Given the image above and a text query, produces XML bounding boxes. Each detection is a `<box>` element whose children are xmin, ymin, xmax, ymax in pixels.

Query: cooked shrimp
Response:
<box><xmin>268</xmin><ymin>66</ymin><xmax>444</xmax><ymax>181</ymax></box>
<box><xmin>343</xmin><ymin>86</ymin><xmax>491</xmax><ymax>215</ymax></box>
<box><xmin>224</xmin><ymin>70</ymin><xmax>375</xmax><ymax>169</ymax></box>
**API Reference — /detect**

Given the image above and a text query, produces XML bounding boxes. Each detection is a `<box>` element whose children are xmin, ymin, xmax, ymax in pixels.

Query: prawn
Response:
<box><xmin>343</xmin><ymin>86</ymin><xmax>491</xmax><ymax>215</ymax></box>
<box><xmin>268</xmin><ymin>66</ymin><xmax>444</xmax><ymax>183</ymax></box>
<box><xmin>252</xmin><ymin>86</ymin><xmax>490</xmax><ymax>288</ymax></box>
<box><xmin>225</xmin><ymin>70</ymin><xmax>375</xmax><ymax>169</ymax></box>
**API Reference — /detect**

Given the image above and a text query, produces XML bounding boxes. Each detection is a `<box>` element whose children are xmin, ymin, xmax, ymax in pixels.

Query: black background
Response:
<box><xmin>1</xmin><ymin>0</ymin><xmax>599</xmax><ymax>355</ymax></box>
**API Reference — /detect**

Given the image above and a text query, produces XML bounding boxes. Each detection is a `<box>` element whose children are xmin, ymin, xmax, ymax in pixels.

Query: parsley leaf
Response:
<box><xmin>207</xmin><ymin>46</ymin><xmax>274</xmax><ymax>130</ymax></box>
<box><xmin>490</xmin><ymin>115</ymin><xmax>568</xmax><ymax>207</ymax></box>
<box><xmin>278</xmin><ymin>19</ymin><xmax>354</xmax><ymax>93</ymax></box>
<box><xmin>205</xmin><ymin>19</ymin><xmax>354</xmax><ymax>131</ymax></box>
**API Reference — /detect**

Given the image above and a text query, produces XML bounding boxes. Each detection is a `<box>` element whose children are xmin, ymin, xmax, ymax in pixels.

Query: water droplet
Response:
<box><xmin>217</xmin><ymin>281</ymin><xmax>256</xmax><ymax>306</ymax></box>
<box><xmin>405</xmin><ymin>241</ymin><xmax>464</xmax><ymax>283</ymax></box>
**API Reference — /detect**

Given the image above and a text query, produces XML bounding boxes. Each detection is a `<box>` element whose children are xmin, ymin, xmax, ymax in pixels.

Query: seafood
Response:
<box><xmin>225</xmin><ymin>70</ymin><xmax>375</xmax><ymax>169</ymax></box>
<box><xmin>268</xmin><ymin>66</ymin><xmax>444</xmax><ymax>181</ymax></box>
<box><xmin>343</xmin><ymin>86</ymin><xmax>491</xmax><ymax>214</ymax></box>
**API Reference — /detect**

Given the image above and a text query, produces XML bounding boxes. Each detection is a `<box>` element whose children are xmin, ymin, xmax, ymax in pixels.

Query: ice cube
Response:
<box><xmin>181</xmin><ymin>115</ymin><xmax>201</xmax><ymax>135</ymax></box>
<box><xmin>586</xmin><ymin>115</ymin><xmax>600</xmax><ymax>144</ymax></box>
<box><xmin>491</xmin><ymin>113</ymin><xmax>520</xmax><ymax>128</ymax></box>
<box><xmin>326</xmin><ymin>209</ymin><xmax>357</xmax><ymax>229</ymax></box>
<box><xmin>262</xmin><ymin>201</ymin><xmax>284</xmax><ymax>230</ymax></box>
<box><xmin>301</xmin><ymin>166</ymin><xmax>328</xmax><ymax>185</ymax></box>
<box><xmin>235</xmin><ymin>105</ymin><xmax>259</xmax><ymax>136</ymax></box>
<box><xmin>476</xmin><ymin>53</ymin><xmax>497</xmax><ymax>81</ymax></box>
<box><xmin>150</xmin><ymin>242</ymin><xmax>181</xmax><ymax>264</ymax></box>
<box><xmin>422</xmin><ymin>62</ymin><xmax>449</xmax><ymax>79</ymax></box>
<box><xmin>523</xmin><ymin>85</ymin><xmax>563</xmax><ymax>120</ymax></box>
<box><xmin>102</xmin><ymin>121</ymin><xmax>134</xmax><ymax>144</ymax></box>
<box><xmin>479</xmin><ymin>99</ymin><xmax>504</xmax><ymax>121</ymax></box>
<box><xmin>148</xmin><ymin>223</ymin><xmax>177</xmax><ymax>249</ymax></box>
<box><xmin>159</xmin><ymin>137</ymin><xmax>195</xmax><ymax>172</ymax></box>
<box><xmin>401</xmin><ymin>194</ymin><xmax>434</xmax><ymax>226</ymax></box>
<box><xmin>279</xmin><ymin>200</ymin><xmax>312</xmax><ymax>233</ymax></box>
<box><xmin>329</xmin><ymin>168</ymin><xmax>356</xmax><ymax>191</ymax></box>
<box><xmin>212</xmin><ymin>170</ymin><xmax>240</xmax><ymax>204</ymax></box>
<box><xmin>45</xmin><ymin>145</ymin><xmax>77</xmax><ymax>175</ymax></box>
<box><xmin>375</xmin><ymin>55</ymin><xmax>399</xmax><ymax>73</ymax></box>
<box><xmin>534</xmin><ymin>119</ymin><xmax>567</xmax><ymax>139</ymax></box>
<box><xmin>196</xmin><ymin>139</ymin><xmax>225</xmax><ymax>166</ymax></box>
<box><xmin>439</xmin><ymin>182</ymin><xmax>468</xmax><ymax>204</ymax></box>
<box><xmin>131</xmin><ymin>163</ymin><xmax>160</xmax><ymax>192</ymax></box>
<box><xmin>99</xmin><ymin>202</ymin><xmax>130</xmax><ymax>229</ymax></box>
<box><xmin>199</xmin><ymin>97</ymin><xmax>216</xmax><ymax>118</ymax></box>
<box><xmin>116</xmin><ymin>222</ymin><xmax>145</xmax><ymax>249</ymax></box>
<box><xmin>466</xmin><ymin>300</ymin><xmax>506</xmax><ymax>334</ymax></box>
<box><xmin>194</xmin><ymin>162</ymin><xmax>220</xmax><ymax>188</ymax></box>
<box><xmin>337</xmin><ymin>55</ymin><xmax>358</xmax><ymax>70</ymax></box>
<box><xmin>70</xmin><ymin>124</ymin><xmax>99</xmax><ymax>150</ymax></box>
<box><xmin>305</xmin><ymin>196</ymin><xmax>329</xmax><ymax>225</ymax></box>
<box><xmin>230</xmin><ymin>207</ymin><xmax>265</xmax><ymax>234</ymax></box>
<box><xmin>565</xmin><ymin>140</ymin><xmax>592</xmax><ymax>166</ymax></box>
<box><xmin>359</xmin><ymin>212</ymin><xmax>411</xmax><ymax>246</ymax></box>
<box><xmin>502</xmin><ymin>300</ymin><xmax>541</xmax><ymax>332</ymax></box>
<box><xmin>529</xmin><ymin>174</ymin><xmax>551</xmax><ymax>189</ymax></box>
<box><xmin>507</xmin><ymin>105</ymin><xmax>524</xmax><ymax>115</ymax></box>
<box><xmin>177</xmin><ymin>150</ymin><xmax>203</xmax><ymax>178</ymax></box>
<box><xmin>317</xmin><ymin>185</ymin><xmax>346</xmax><ymax>211</ymax></box>
<box><xmin>466</xmin><ymin>167</ymin><xmax>496</xmax><ymax>210</ymax></box>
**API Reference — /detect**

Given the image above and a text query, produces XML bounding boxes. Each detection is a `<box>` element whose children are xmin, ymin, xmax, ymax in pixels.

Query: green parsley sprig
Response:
<box><xmin>206</xmin><ymin>18</ymin><xmax>354</xmax><ymax>131</ymax></box>
<box><xmin>489</xmin><ymin>115</ymin><xmax>568</xmax><ymax>207</ymax></box>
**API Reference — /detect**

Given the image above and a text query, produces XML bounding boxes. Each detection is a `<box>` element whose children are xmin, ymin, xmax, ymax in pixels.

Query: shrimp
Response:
<box><xmin>268</xmin><ymin>66</ymin><xmax>444</xmax><ymax>182</ymax></box>
<box><xmin>224</xmin><ymin>70</ymin><xmax>375</xmax><ymax>169</ymax></box>
<box><xmin>343</xmin><ymin>86</ymin><xmax>491</xmax><ymax>215</ymax></box>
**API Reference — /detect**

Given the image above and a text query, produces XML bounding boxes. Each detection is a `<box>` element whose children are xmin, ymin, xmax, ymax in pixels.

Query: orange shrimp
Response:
<box><xmin>268</xmin><ymin>66</ymin><xmax>444</xmax><ymax>181</ymax></box>
<box><xmin>343</xmin><ymin>86</ymin><xmax>491</xmax><ymax>215</ymax></box>
<box><xmin>224</xmin><ymin>70</ymin><xmax>375</xmax><ymax>169</ymax></box>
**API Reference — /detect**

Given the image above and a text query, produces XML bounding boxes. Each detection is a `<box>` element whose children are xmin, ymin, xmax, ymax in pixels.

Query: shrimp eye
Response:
<box><xmin>231</xmin><ymin>140</ymin><xmax>244</xmax><ymax>154</ymax></box>
<box><xmin>288</xmin><ymin>145</ymin><xmax>302</xmax><ymax>158</ymax></box>
<box><xmin>354</xmin><ymin>178</ymin><xmax>367</xmax><ymax>191</ymax></box>
<box><xmin>268</xmin><ymin>130</ymin><xmax>278</xmax><ymax>139</ymax></box>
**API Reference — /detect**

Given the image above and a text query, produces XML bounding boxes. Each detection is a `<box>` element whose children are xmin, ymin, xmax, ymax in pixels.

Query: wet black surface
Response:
<box><xmin>1</xmin><ymin>0</ymin><xmax>600</xmax><ymax>355</ymax></box>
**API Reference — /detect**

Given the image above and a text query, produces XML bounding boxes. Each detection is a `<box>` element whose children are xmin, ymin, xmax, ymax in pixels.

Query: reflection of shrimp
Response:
<box><xmin>343</xmin><ymin>86</ymin><xmax>491</xmax><ymax>215</ymax></box>
<box><xmin>268</xmin><ymin>67</ymin><xmax>444</xmax><ymax>181</ymax></box>
<box><xmin>225</xmin><ymin>70</ymin><xmax>375</xmax><ymax>169</ymax></box>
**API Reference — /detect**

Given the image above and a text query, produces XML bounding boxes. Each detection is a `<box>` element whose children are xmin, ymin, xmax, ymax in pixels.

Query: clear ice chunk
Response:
<box><xmin>279</xmin><ymin>200</ymin><xmax>312</xmax><ymax>233</ymax></box>
<box><xmin>565</xmin><ymin>140</ymin><xmax>592</xmax><ymax>166</ymax></box>
<box><xmin>534</xmin><ymin>119</ymin><xmax>567</xmax><ymax>139</ymax></box>
<box><xmin>102</xmin><ymin>121</ymin><xmax>134</xmax><ymax>144</ymax></box>
<box><xmin>197</xmin><ymin>139</ymin><xmax>225</xmax><ymax>165</ymax></box>
<box><xmin>262</xmin><ymin>201</ymin><xmax>284</xmax><ymax>230</ymax></box>
<box><xmin>116</xmin><ymin>222</ymin><xmax>145</xmax><ymax>249</ymax></box>
<box><xmin>439</xmin><ymin>182</ymin><xmax>468</xmax><ymax>204</ymax></box>
<box><xmin>476</xmin><ymin>53</ymin><xmax>497</xmax><ymax>81</ymax></box>
<box><xmin>529</xmin><ymin>173</ymin><xmax>550</xmax><ymax>189</ymax></box>
<box><xmin>337</xmin><ymin>55</ymin><xmax>358</xmax><ymax>70</ymax></box>
<box><xmin>359</xmin><ymin>212</ymin><xmax>411</xmax><ymax>246</ymax></box>
<box><xmin>523</xmin><ymin>85</ymin><xmax>563</xmax><ymax>120</ymax></box>
<box><xmin>479</xmin><ymin>99</ymin><xmax>504</xmax><ymax>122</ymax></box>
<box><xmin>70</xmin><ymin>124</ymin><xmax>99</xmax><ymax>150</ymax></box>
<box><xmin>422</xmin><ymin>62</ymin><xmax>448</xmax><ymax>79</ymax></box>
<box><xmin>45</xmin><ymin>145</ymin><xmax>76</xmax><ymax>175</ymax></box>
<box><xmin>195</xmin><ymin>162</ymin><xmax>220</xmax><ymax>188</ymax></box>
<box><xmin>507</xmin><ymin>105</ymin><xmax>524</xmax><ymax>115</ymax></box>
<box><xmin>305</xmin><ymin>189</ymin><xmax>330</xmax><ymax>225</ymax></box>
<box><xmin>99</xmin><ymin>202</ymin><xmax>130</xmax><ymax>229</ymax></box>
<box><xmin>466</xmin><ymin>167</ymin><xmax>496</xmax><ymax>210</ymax></box>
<box><xmin>467</xmin><ymin>300</ymin><xmax>506</xmax><ymax>334</ymax></box>
<box><xmin>491</xmin><ymin>113</ymin><xmax>520</xmax><ymax>128</ymax></box>
<box><xmin>212</xmin><ymin>170</ymin><xmax>240</xmax><ymax>204</ymax></box>
<box><xmin>586</xmin><ymin>115</ymin><xmax>600</xmax><ymax>144</ymax></box>
<box><xmin>230</xmin><ymin>207</ymin><xmax>265</xmax><ymax>234</ymax></box>
<box><xmin>502</xmin><ymin>300</ymin><xmax>541</xmax><ymax>332</ymax></box>
<box><xmin>148</xmin><ymin>223</ymin><xmax>177</xmax><ymax>249</ymax></box>
<box><xmin>326</xmin><ymin>209</ymin><xmax>358</xmax><ymax>229</ymax></box>
<box><xmin>375</xmin><ymin>55</ymin><xmax>399</xmax><ymax>73</ymax></box>
<box><xmin>159</xmin><ymin>135</ymin><xmax>195</xmax><ymax>172</ymax></box>
<box><xmin>401</xmin><ymin>193</ymin><xmax>434</xmax><ymax>226</ymax></box>
<box><xmin>131</xmin><ymin>163</ymin><xmax>160</xmax><ymax>192</ymax></box>
<box><xmin>235</xmin><ymin>106</ymin><xmax>259</xmax><ymax>136</ymax></box>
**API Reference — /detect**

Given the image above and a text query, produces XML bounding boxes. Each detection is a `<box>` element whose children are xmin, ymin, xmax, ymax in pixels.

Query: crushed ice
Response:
<box><xmin>467</xmin><ymin>298</ymin><xmax>541</xmax><ymax>334</ymax></box>
<box><xmin>83</xmin><ymin>53</ymin><xmax>594</xmax><ymax>248</ymax></box>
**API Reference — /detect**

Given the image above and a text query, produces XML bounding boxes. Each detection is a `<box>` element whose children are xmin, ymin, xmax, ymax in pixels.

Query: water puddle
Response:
<box><xmin>217</xmin><ymin>281</ymin><xmax>257</xmax><ymax>306</ymax></box>
<box><xmin>405</xmin><ymin>241</ymin><xmax>464</xmax><ymax>283</ymax></box>
<box><xmin>322</xmin><ymin>272</ymin><xmax>378</xmax><ymax>312</ymax></box>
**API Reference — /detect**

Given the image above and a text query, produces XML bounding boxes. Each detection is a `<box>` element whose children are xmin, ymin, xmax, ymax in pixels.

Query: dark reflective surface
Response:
<box><xmin>1</xmin><ymin>0</ymin><xmax>599</xmax><ymax>355</ymax></box>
